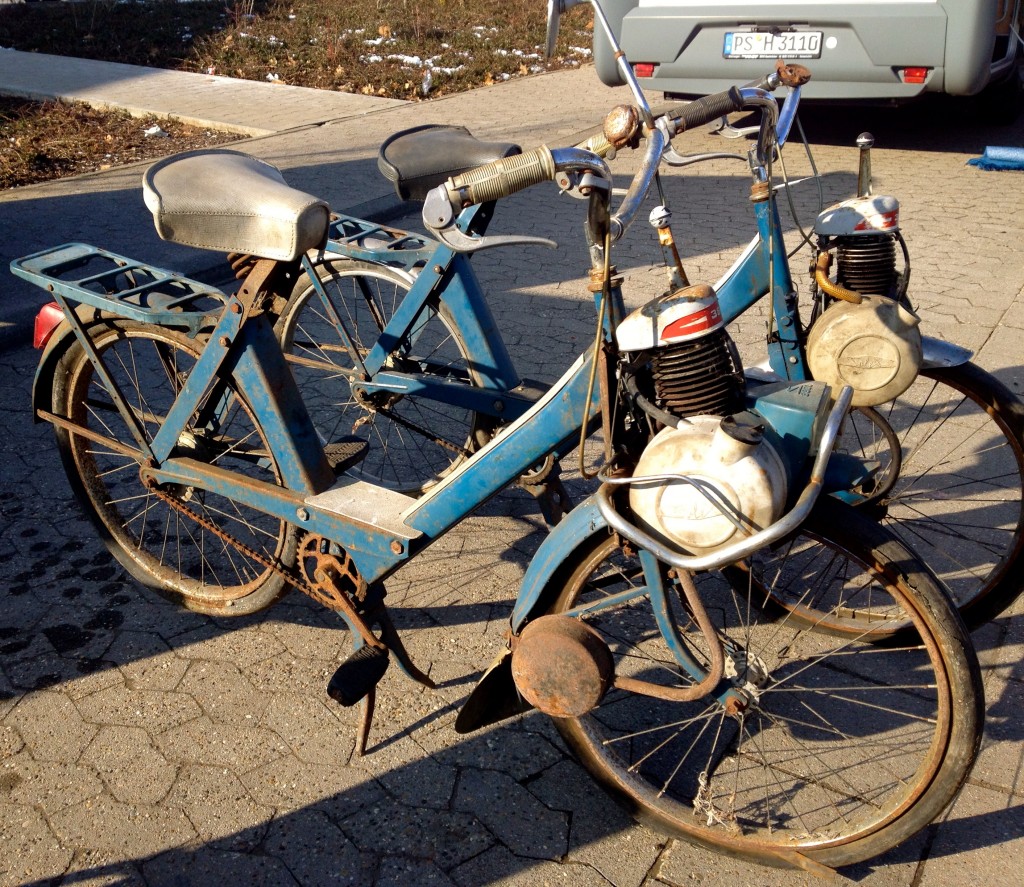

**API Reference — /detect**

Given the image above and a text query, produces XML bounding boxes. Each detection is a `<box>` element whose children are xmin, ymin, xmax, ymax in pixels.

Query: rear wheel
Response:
<box><xmin>278</xmin><ymin>259</ymin><xmax>493</xmax><ymax>494</ymax></box>
<box><xmin>542</xmin><ymin>503</ymin><xmax>982</xmax><ymax>867</ymax></box>
<box><xmin>52</xmin><ymin>320</ymin><xmax>297</xmax><ymax>615</ymax></box>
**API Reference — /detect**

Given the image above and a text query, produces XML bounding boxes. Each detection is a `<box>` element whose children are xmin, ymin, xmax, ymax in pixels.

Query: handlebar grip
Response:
<box><xmin>671</xmin><ymin>86</ymin><xmax>744</xmax><ymax>132</ymax></box>
<box><xmin>574</xmin><ymin>131</ymin><xmax>616</xmax><ymax>159</ymax></box>
<box><xmin>449</xmin><ymin>146</ymin><xmax>556</xmax><ymax>206</ymax></box>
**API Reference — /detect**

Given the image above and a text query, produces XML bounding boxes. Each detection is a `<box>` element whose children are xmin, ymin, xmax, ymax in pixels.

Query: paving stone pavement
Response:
<box><xmin>1</xmin><ymin>53</ymin><xmax>1023</xmax><ymax>886</ymax></box>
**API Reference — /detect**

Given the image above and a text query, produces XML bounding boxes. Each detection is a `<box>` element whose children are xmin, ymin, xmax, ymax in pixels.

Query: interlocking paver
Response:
<box><xmin>453</xmin><ymin>767</ymin><xmax>568</xmax><ymax>858</ymax></box>
<box><xmin>263</xmin><ymin>808</ymin><xmax>372</xmax><ymax>885</ymax></box>
<box><xmin>4</xmin><ymin>754</ymin><xmax>103</xmax><ymax>815</ymax></box>
<box><xmin>141</xmin><ymin>847</ymin><xmax>299</xmax><ymax>886</ymax></box>
<box><xmin>5</xmin><ymin>691</ymin><xmax>97</xmax><ymax>762</ymax></box>
<box><xmin>166</xmin><ymin>764</ymin><xmax>274</xmax><ymax>851</ymax></box>
<box><xmin>153</xmin><ymin>715</ymin><xmax>285</xmax><ymax>771</ymax></box>
<box><xmin>81</xmin><ymin>726</ymin><xmax>177</xmax><ymax>806</ymax></box>
<box><xmin>0</xmin><ymin>802</ymin><xmax>74</xmax><ymax>886</ymax></box>
<box><xmin>74</xmin><ymin>683</ymin><xmax>202</xmax><ymax>734</ymax></box>
<box><xmin>48</xmin><ymin>796</ymin><xmax>197</xmax><ymax>858</ymax></box>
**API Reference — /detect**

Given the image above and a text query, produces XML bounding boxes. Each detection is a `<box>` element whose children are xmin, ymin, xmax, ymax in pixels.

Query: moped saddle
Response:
<box><xmin>377</xmin><ymin>124</ymin><xmax>521</xmax><ymax>201</ymax></box>
<box><xmin>143</xmin><ymin>149</ymin><xmax>330</xmax><ymax>262</ymax></box>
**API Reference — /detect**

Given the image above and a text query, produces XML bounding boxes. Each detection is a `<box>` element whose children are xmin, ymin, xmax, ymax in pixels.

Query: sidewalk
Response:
<box><xmin>1</xmin><ymin>49</ymin><xmax>1023</xmax><ymax>887</ymax></box>
<box><xmin>0</xmin><ymin>49</ymin><xmax>406</xmax><ymax>136</ymax></box>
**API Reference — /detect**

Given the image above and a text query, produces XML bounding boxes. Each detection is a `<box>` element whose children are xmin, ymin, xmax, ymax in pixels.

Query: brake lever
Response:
<box><xmin>709</xmin><ymin>118</ymin><xmax>760</xmax><ymax>139</ymax></box>
<box><xmin>429</xmin><ymin>224</ymin><xmax>558</xmax><ymax>254</ymax></box>
<box><xmin>662</xmin><ymin>145</ymin><xmax>747</xmax><ymax>167</ymax></box>
<box><xmin>422</xmin><ymin>181</ymin><xmax>558</xmax><ymax>253</ymax></box>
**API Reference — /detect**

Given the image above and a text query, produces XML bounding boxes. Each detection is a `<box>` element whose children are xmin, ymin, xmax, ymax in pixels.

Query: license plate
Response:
<box><xmin>723</xmin><ymin>30</ymin><xmax>823</xmax><ymax>59</ymax></box>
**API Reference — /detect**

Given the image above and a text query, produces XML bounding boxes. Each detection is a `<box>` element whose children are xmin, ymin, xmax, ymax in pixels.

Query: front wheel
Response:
<box><xmin>541</xmin><ymin>502</ymin><xmax>982</xmax><ymax>868</ymax></box>
<box><xmin>52</xmin><ymin>320</ymin><xmax>298</xmax><ymax>615</ymax></box>
<box><xmin>837</xmin><ymin>361</ymin><xmax>1024</xmax><ymax>629</ymax></box>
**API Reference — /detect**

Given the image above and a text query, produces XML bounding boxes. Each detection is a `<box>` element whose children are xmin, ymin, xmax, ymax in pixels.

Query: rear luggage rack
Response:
<box><xmin>11</xmin><ymin>243</ymin><xmax>230</xmax><ymax>335</ymax></box>
<box><xmin>324</xmin><ymin>214</ymin><xmax>435</xmax><ymax>270</ymax></box>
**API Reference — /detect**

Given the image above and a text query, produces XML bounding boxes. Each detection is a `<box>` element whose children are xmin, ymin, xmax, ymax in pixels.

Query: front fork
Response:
<box><xmin>635</xmin><ymin>548</ymin><xmax>746</xmax><ymax>713</ymax></box>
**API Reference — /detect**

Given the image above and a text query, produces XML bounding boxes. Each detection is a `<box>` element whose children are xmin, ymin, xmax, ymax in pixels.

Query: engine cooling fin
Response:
<box><xmin>653</xmin><ymin>328</ymin><xmax>745</xmax><ymax>419</ymax></box>
<box><xmin>836</xmin><ymin>234</ymin><xmax>897</xmax><ymax>296</ymax></box>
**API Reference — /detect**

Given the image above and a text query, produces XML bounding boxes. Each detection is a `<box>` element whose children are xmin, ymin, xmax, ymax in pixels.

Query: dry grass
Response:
<box><xmin>1</xmin><ymin>0</ymin><xmax>596</xmax><ymax>99</ymax></box>
<box><xmin>0</xmin><ymin>97</ymin><xmax>239</xmax><ymax>189</ymax></box>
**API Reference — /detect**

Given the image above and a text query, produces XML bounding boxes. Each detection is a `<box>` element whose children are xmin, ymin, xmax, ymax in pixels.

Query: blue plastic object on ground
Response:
<box><xmin>967</xmin><ymin>146</ymin><xmax>1024</xmax><ymax>170</ymax></box>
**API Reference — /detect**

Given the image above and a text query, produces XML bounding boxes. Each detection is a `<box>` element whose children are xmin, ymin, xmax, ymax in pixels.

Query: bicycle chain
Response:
<box><xmin>149</xmin><ymin>483</ymin><xmax>316</xmax><ymax>597</ymax></box>
<box><xmin>371</xmin><ymin>403</ymin><xmax>471</xmax><ymax>458</ymax></box>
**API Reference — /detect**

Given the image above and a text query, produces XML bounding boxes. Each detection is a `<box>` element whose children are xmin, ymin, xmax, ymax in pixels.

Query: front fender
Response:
<box><xmin>454</xmin><ymin>496</ymin><xmax>610</xmax><ymax>734</ymax></box>
<box><xmin>921</xmin><ymin>335</ymin><xmax>972</xmax><ymax>369</ymax></box>
<box><xmin>511</xmin><ymin>496</ymin><xmax>609</xmax><ymax>631</ymax></box>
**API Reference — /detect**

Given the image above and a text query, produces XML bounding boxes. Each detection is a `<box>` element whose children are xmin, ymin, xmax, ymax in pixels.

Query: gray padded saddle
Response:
<box><xmin>377</xmin><ymin>124</ymin><xmax>521</xmax><ymax>201</ymax></box>
<box><xmin>143</xmin><ymin>149</ymin><xmax>329</xmax><ymax>262</ymax></box>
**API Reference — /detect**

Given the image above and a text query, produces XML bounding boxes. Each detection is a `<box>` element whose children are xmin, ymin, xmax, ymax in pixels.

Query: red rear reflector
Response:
<box><xmin>899</xmin><ymin>67</ymin><xmax>929</xmax><ymax>84</ymax></box>
<box><xmin>633</xmin><ymin>63</ymin><xmax>656</xmax><ymax>78</ymax></box>
<box><xmin>34</xmin><ymin>302</ymin><xmax>64</xmax><ymax>350</ymax></box>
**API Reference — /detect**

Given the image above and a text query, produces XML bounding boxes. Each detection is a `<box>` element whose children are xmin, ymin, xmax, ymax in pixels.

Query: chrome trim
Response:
<box><xmin>595</xmin><ymin>386</ymin><xmax>854</xmax><ymax>572</ymax></box>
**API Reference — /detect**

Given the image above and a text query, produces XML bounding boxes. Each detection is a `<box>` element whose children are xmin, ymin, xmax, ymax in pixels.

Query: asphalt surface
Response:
<box><xmin>1</xmin><ymin>50</ymin><xmax>1023</xmax><ymax>887</ymax></box>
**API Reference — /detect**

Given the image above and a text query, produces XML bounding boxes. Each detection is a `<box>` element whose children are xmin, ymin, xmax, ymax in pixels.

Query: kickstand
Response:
<box><xmin>376</xmin><ymin>608</ymin><xmax>436</xmax><ymax>689</ymax></box>
<box><xmin>328</xmin><ymin>599</ymin><xmax>435</xmax><ymax>757</ymax></box>
<box><xmin>519</xmin><ymin>474</ymin><xmax>572</xmax><ymax>528</ymax></box>
<box><xmin>357</xmin><ymin>690</ymin><xmax>375</xmax><ymax>756</ymax></box>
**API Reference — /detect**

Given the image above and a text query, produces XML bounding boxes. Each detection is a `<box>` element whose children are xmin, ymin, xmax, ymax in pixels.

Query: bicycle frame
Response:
<box><xmin>130</xmin><ymin>253</ymin><xmax>609</xmax><ymax>588</ymax></box>
<box><xmin>11</xmin><ymin>87</ymin><xmax>853</xmax><ymax>711</ymax></box>
<box><xmin>308</xmin><ymin>102</ymin><xmax>811</xmax><ymax>429</ymax></box>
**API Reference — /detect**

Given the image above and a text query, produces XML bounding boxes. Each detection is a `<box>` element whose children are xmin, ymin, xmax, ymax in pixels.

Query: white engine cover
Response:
<box><xmin>814</xmin><ymin>194</ymin><xmax>900</xmax><ymax>237</ymax></box>
<box><xmin>806</xmin><ymin>294</ymin><xmax>922</xmax><ymax>407</ymax></box>
<box><xmin>629</xmin><ymin>416</ymin><xmax>788</xmax><ymax>555</ymax></box>
<box><xmin>616</xmin><ymin>283</ymin><xmax>724</xmax><ymax>352</ymax></box>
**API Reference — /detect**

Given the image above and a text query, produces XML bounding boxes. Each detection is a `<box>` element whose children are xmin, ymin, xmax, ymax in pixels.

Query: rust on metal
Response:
<box><xmin>749</xmin><ymin>181</ymin><xmax>771</xmax><ymax>203</ymax></box>
<box><xmin>227</xmin><ymin>252</ymin><xmax>258</xmax><ymax>280</ymax></box>
<box><xmin>610</xmin><ymin>569</ymin><xmax>726</xmax><ymax>703</ymax></box>
<box><xmin>510</xmin><ymin>615</ymin><xmax>613</xmax><ymax>718</ymax></box>
<box><xmin>603</xmin><ymin>104</ymin><xmax>642</xmax><ymax>150</ymax></box>
<box><xmin>775</xmin><ymin>59</ymin><xmax>812</xmax><ymax>88</ymax></box>
<box><xmin>724</xmin><ymin>696</ymin><xmax>748</xmax><ymax>717</ymax></box>
<box><xmin>37</xmin><ymin>409</ymin><xmax>142</xmax><ymax>460</ymax></box>
<box><xmin>298</xmin><ymin>532</ymin><xmax>370</xmax><ymax>607</ymax></box>
<box><xmin>587</xmin><ymin>264</ymin><xmax>622</xmax><ymax>293</ymax></box>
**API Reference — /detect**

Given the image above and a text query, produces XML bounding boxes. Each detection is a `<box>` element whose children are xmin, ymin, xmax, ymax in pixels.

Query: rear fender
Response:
<box><xmin>31</xmin><ymin>305</ymin><xmax>107</xmax><ymax>419</ymax></box>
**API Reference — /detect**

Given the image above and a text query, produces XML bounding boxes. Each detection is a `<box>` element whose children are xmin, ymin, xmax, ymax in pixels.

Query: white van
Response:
<box><xmin>594</xmin><ymin>0</ymin><xmax>1022</xmax><ymax>110</ymax></box>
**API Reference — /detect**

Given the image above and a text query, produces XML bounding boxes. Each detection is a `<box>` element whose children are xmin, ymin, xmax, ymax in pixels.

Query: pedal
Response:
<box><xmin>324</xmin><ymin>437</ymin><xmax>369</xmax><ymax>476</ymax></box>
<box><xmin>327</xmin><ymin>644</ymin><xmax>389</xmax><ymax>706</ymax></box>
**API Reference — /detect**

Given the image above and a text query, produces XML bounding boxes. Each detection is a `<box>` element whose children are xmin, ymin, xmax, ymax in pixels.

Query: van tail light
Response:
<box><xmin>633</xmin><ymin>63</ymin><xmax>656</xmax><ymax>78</ymax></box>
<box><xmin>898</xmin><ymin>67</ymin><xmax>930</xmax><ymax>84</ymax></box>
<box><xmin>34</xmin><ymin>302</ymin><xmax>64</xmax><ymax>350</ymax></box>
